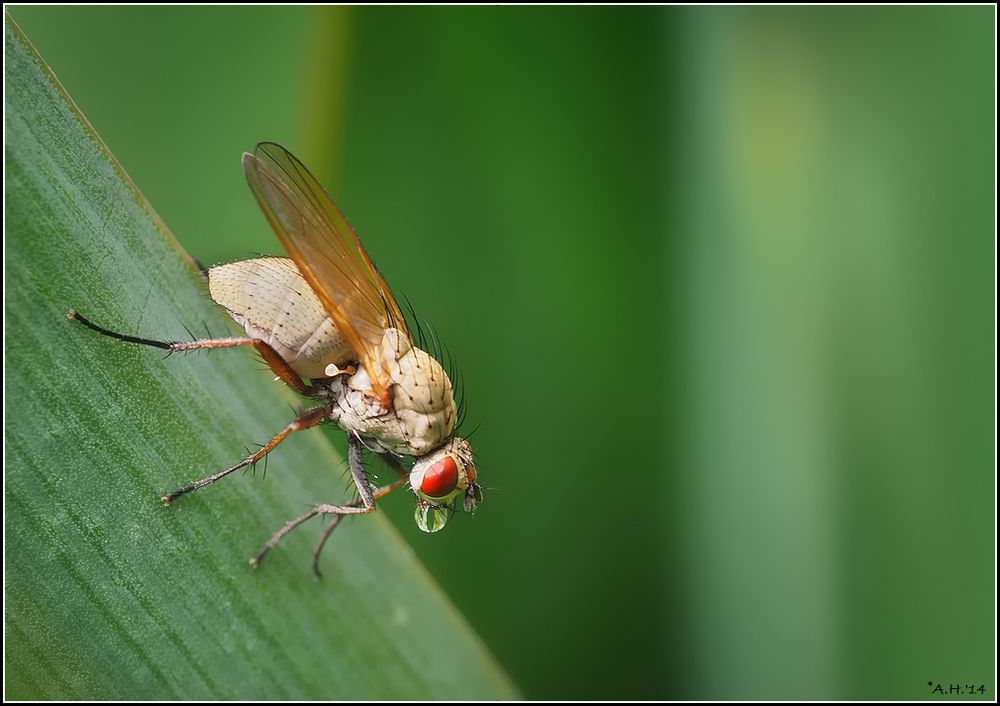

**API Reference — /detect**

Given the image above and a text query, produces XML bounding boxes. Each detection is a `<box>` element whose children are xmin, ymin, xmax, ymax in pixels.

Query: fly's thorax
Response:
<box><xmin>381</xmin><ymin>328</ymin><xmax>457</xmax><ymax>453</ymax></box>
<box><xmin>327</xmin><ymin>329</ymin><xmax>457</xmax><ymax>457</ymax></box>
<box><xmin>384</xmin><ymin>330</ymin><xmax>453</xmax><ymax>409</ymax></box>
<box><xmin>409</xmin><ymin>437</ymin><xmax>481</xmax><ymax>533</ymax></box>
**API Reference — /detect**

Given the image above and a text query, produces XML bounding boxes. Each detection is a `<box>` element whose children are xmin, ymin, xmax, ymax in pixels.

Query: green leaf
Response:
<box><xmin>4</xmin><ymin>15</ymin><xmax>517</xmax><ymax>700</ymax></box>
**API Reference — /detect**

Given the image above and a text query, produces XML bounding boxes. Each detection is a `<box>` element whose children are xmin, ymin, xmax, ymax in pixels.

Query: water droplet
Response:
<box><xmin>414</xmin><ymin>502</ymin><xmax>449</xmax><ymax>533</ymax></box>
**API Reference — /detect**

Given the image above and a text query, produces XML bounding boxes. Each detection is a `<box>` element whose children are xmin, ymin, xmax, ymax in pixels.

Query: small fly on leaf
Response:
<box><xmin>69</xmin><ymin>142</ymin><xmax>482</xmax><ymax>575</ymax></box>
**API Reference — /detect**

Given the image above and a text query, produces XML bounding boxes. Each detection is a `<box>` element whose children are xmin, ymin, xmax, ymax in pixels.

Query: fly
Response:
<box><xmin>69</xmin><ymin>142</ymin><xmax>482</xmax><ymax>575</ymax></box>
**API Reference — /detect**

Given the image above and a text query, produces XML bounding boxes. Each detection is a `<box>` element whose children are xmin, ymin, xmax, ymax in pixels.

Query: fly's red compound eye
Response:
<box><xmin>421</xmin><ymin>456</ymin><xmax>458</xmax><ymax>498</ymax></box>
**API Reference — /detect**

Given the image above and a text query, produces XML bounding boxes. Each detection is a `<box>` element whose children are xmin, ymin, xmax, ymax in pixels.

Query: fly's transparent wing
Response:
<box><xmin>243</xmin><ymin>142</ymin><xmax>408</xmax><ymax>402</ymax></box>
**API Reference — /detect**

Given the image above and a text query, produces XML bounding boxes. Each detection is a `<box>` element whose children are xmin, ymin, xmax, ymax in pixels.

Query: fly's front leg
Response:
<box><xmin>309</xmin><ymin>477</ymin><xmax>405</xmax><ymax>578</ymax></box>
<box><xmin>250</xmin><ymin>477</ymin><xmax>406</xmax><ymax>573</ymax></box>
<box><xmin>161</xmin><ymin>405</ymin><xmax>330</xmax><ymax>505</ymax></box>
<box><xmin>67</xmin><ymin>310</ymin><xmax>318</xmax><ymax>395</ymax></box>
<box><xmin>323</xmin><ymin>432</ymin><xmax>378</xmax><ymax>512</ymax></box>
<box><xmin>250</xmin><ymin>435</ymin><xmax>410</xmax><ymax>573</ymax></box>
<box><xmin>309</xmin><ymin>452</ymin><xmax>412</xmax><ymax>576</ymax></box>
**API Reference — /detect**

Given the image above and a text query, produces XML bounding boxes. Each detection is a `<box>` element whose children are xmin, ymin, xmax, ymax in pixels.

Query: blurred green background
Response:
<box><xmin>9</xmin><ymin>6</ymin><xmax>994</xmax><ymax>700</ymax></box>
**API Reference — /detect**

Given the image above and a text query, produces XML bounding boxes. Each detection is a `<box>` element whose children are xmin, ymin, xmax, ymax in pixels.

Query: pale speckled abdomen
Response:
<box><xmin>208</xmin><ymin>257</ymin><xmax>353</xmax><ymax>379</ymax></box>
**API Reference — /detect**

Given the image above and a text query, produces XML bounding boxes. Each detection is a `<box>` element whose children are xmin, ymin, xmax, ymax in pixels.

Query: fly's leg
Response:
<box><xmin>67</xmin><ymin>310</ymin><xmax>317</xmax><ymax>395</ymax></box>
<box><xmin>307</xmin><ymin>451</ymin><xmax>409</xmax><ymax>576</ymax></box>
<box><xmin>249</xmin><ymin>435</ymin><xmax>410</xmax><ymax>574</ymax></box>
<box><xmin>309</xmin><ymin>478</ymin><xmax>406</xmax><ymax>578</ymax></box>
<box><xmin>161</xmin><ymin>405</ymin><xmax>330</xmax><ymax>505</ymax></box>
<box><xmin>248</xmin><ymin>507</ymin><xmax>325</xmax><ymax>568</ymax></box>
<box><xmin>309</xmin><ymin>453</ymin><xmax>411</xmax><ymax>573</ymax></box>
<box><xmin>249</xmin><ymin>478</ymin><xmax>405</xmax><ymax>573</ymax></box>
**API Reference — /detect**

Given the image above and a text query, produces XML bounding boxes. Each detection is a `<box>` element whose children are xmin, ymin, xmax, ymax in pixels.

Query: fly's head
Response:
<box><xmin>408</xmin><ymin>437</ymin><xmax>482</xmax><ymax>533</ymax></box>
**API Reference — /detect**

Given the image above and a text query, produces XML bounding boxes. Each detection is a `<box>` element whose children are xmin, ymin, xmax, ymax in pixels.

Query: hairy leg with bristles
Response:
<box><xmin>249</xmin><ymin>478</ymin><xmax>406</xmax><ymax>572</ymax></box>
<box><xmin>250</xmin><ymin>436</ymin><xmax>412</xmax><ymax>573</ymax></box>
<box><xmin>161</xmin><ymin>405</ymin><xmax>330</xmax><ymax>504</ymax></box>
<box><xmin>309</xmin><ymin>478</ymin><xmax>407</xmax><ymax>578</ymax></box>
<box><xmin>313</xmin><ymin>451</ymin><xmax>411</xmax><ymax>575</ymax></box>
<box><xmin>67</xmin><ymin>309</ymin><xmax>318</xmax><ymax>395</ymax></box>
